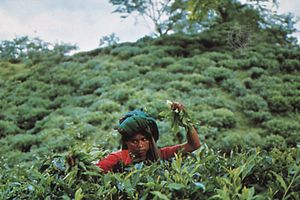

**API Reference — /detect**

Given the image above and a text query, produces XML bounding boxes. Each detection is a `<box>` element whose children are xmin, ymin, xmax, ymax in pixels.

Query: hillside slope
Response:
<box><xmin>0</xmin><ymin>30</ymin><xmax>300</xmax><ymax>199</ymax></box>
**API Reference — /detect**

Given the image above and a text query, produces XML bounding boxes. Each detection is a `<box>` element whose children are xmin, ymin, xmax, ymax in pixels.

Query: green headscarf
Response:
<box><xmin>118</xmin><ymin>109</ymin><xmax>159</xmax><ymax>142</ymax></box>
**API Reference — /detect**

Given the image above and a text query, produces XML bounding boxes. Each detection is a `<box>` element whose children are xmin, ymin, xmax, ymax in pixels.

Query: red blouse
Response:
<box><xmin>96</xmin><ymin>145</ymin><xmax>181</xmax><ymax>172</ymax></box>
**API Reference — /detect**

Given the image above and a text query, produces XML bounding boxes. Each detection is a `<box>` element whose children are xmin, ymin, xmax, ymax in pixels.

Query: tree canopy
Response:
<box><xmin>109</xmin><ymin>0</ymin><xmax>298</xmax><ymax>45</ymax></box>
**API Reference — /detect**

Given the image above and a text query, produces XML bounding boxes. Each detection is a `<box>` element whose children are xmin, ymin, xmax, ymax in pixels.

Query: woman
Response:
<box><xmin>96</xmin><ymin>102</ymin><xmax>201</xmax><ymax>173</ymax></box>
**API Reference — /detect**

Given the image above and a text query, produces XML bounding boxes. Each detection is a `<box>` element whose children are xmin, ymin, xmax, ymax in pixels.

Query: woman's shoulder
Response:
<box><xmin>160</xmin><ymin>144</ymin><xmax>182</xmax><ymax>159</ymax></box>
<box><xmin>109</xmin><ymin>149</ymin><xmax>132</xmax><ymax>164</ymax></box>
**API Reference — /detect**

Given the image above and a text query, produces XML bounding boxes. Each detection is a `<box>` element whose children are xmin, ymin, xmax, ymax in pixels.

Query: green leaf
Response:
<box><xmin>194</xmin><ymin>182</ymin><xmax>206</xmax><ymax>192</ymax></box>
<box><xmin>271</xmin><ymin>171</ymin><xmax>287</xmax><ymax>191</ymax></box>
<box><xmin>75</xmin><ymin>188</ymin><xmax>84</xmax><ymax>200</ymax></box>
<box><xmin>151</xmin><ymin>191</ymin><xmax>169</xmax><ymax>200</ymax></box>
<box><xmin>241</xmin><ymin>186</ymin><xmax>255</xmax><ymax>199</ymax></box>
<box><xmin>168</xmin><ymin>183</ymin><xmax>185</xmax><ymax>190</ymax></box>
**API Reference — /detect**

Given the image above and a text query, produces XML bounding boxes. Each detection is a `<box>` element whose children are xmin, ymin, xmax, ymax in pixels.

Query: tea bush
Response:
<box><xmin>263</xmin><ymin>119</ymin><xmax>300</xmax><ymax>146</ymax></box>
<box><xmin>0</xmin><ymin>120</ymin><xmax>21</xmax><ymax>137</ymax></box>
<box><xmin>244</xmin><ymin>111</ymin><xmax>272</xmax><ymax>124</ymax></box>
<box><xmin>199</xmin><ymin>108</ymin><xmax>236</xmax><ymax>129</ymax></box>
<box><xmin>203</xmin><ymin>67</ymin><xmax>234</xmax><ymax>83</ymax></box>
<box><xmin>2</xmin><ymin>145</ymin><xmax>299</xmax><ymax>200</ymax></box>
<box><xmin>16</xmin><ymin>105</ymin><xmax>49</xmax><ymax>130</ymax></box>
<box><xmin>79</xmin><ymin>77</ymin><xmax>112</xmax><ymax>95</ymax></box>
<box><xmin>109</xmin><ymin>69</ymin><xmax>140</xmax><ymax>83</ymax></box>
<box><xmin>129</xmin><ymin>54</ymin><xmax>157</xmax><ymax>66</ymax></box>
<box><xmin>288</xmin><ymin>96</ymin><xmax>300</xmax><ymax>111</ymax></box>
<box><xmin>234</xmin><ymin>59</ymin><xmax>252</xmax><ymax>70</ymax></box>
<box><xmin>258</xmin><ymin>58</ymin><xmax>280</xmax><ymax>73</ymax></box>
<box><xmin>144</xmin><ymin>71</ymin><xmax>174</xmax><ymax>89</ymax></box>
<box><xmin>199</xmin><ymin>95</ymin><xmax>236</xmax><ymax>111</ymax></box>
<box><xmin>110</xmin><ymin>46</ymin><xmax>142</xmax><ymax>59</ymax></box>
<box><xmin>167</xmin><ymin>80</ymin><xmax>193</xmax><ymax>93</ymax></box>
<box><xmin>221</xmin><ymin>78</ymin><xmax>247</xmax><ymax>97</ymax></box>
<box><xmin>266</xmin><ymin>95</ymin><xmax>293</xmax><ymax>113</ymax></box>
<box><xmin>89</xmin><ymin>99</ymin><xmax>121</xmax><ymax>113</ymax></box>
<box><xmin>1</xmin><ymin>26</ymin><xmax>300</xmax><ymax>200</ymax></box>
<box><xmin>239</xmin><ymin>95</ymin><xmax>268</xmax><ymax>112</ymax></box>
<box><xmin>242</xmin><ymin>78</ymin><xmax>253</xmax><ymax>90</ymax></box>
<box><xmin>107</xmin><ymin>87</ymin><xmax>134</xmax><ymax>105</ymax></box>
<box><xmin>262</xmin><ymin>134</ymin><xmax>287</xmax><ymax>150</ymax></box>
<box><xmin>166</xmin><ymin>63</ymin><xmax>194</xmax><ymax>74</ymax></box>
<box><xmin>248</xmin><ymin>67</ymin><xmax>266</xmax><ymax>79</ymax></box>
<box><xmin>153</xmin><ymin>57</ymin><xmax>175</xmax><ymax>68</ymax></box>
<box><xmin>183</xmin><ymin>56</ymin><xmax>216</xmax><ymax>72</ymax></box>
<box><xmin>200</xmin><ymin>52</ymin><xmax>232</xmax><ymax>62</ymax></box>
<box><xmin>144</xmin><ymin>46</ymin><xmax>174</xmax><ymax>57</ymax></box>
<box><xmin>157</xmin><ymin>45</ymin><xmax>189</xmax><ymax>57</ymax></box>
<box><xmin>281</xmin><ymin>59</ymin><xmax>300</xmax><ymax>72</ymax></box>
<box><xmin>217</xmin><ymin>59</ymin><xmax>240</xmax><ymax>69</ymax></box>
<box><xmin>7</xmin><ymin>133</ymin><xmax>42</xmax><ymax>152</ymax></box>
<box><xmin>219</xmin><ymin>131</ymin><xmax>262</xmax><ymax>152</ymax></box>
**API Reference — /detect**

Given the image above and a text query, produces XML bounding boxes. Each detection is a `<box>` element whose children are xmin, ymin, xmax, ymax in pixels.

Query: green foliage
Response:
<box><xmin>2</xmin><ymin>146</ymin><xmax>300</xmax><ymax>199</ymax></box>
<box><xmin>0</xmin><ymin>17</ymin><xmax>300</xmax><ymax>199</ymax></box>
<box><xmin>129</xmin><ymin>54</ymin><xmax>156</xmax><ymax>66</ymax></box>
<box><xmin>199</xmin><ymin>108</ymin><xmax>236</xmax><ymax>129</ymax></box>
<box><xmin>201</xmin><ymin>52</ymin><xmax>232</xmax><ymax>62</ymax></box>
<box><xmin>99</xmin><ymin>33</ymin><xmax>120</xmax><ymax>47</ymax></box>
<box><xmin>218</xmin><ymin>59</ymin><xmax>241</xmax><ymax>70</ymax></box>
<box><xmin>220</xmin><ymin>132</ymin><xmax>262</xmax><ymax>152</ymax></box>
<box><xmin>160</xmin><ymin>100</ymin><xmax>194</xmax><ymax>133</ymax></box>
<box><xmin>110</xmin><ymin>45</ymin><xmax>142</xmax><ymax>59</ymax></box>
<box><xmin>17</xmin><ymin>104</ymin><xmax>49</xmax><ymax>130</ymax></box>
<box><xmin>166</xmin><ymin>62</ymin><xmax>194</xmax><ymax>74</ymax></box>
<box><xmin>263</xmin><ymin>119</ymin><xmax>300</xmax><ymax>146</ymax></box>
<box><xmin>7</xmin><ymin>133</ymin><xmax>42</xmax><ymax>152</ymax></box>
<box><xmin>0</xmin><ymin>120</ymin><xmax>21</xmax><ymax>137</ymax></box>
<box><xmin>109</xmin><ymin>0</ymin><xmax>200</xmax><ymax>36</ymax></box>
<box><xmin>167</xmin><ymin>80</ymin><xmax>193</xmax><ymax>93</ymax></box>
<box><xmin>239</xmin><ymin>95</ymin><xmax>268</xmax><ymax>112</ymax></box>
<box><xmin>248</xmin><ymin>67</ymin><xmax>266</xmax><ymax>79</ymax></box>
<box><xmin>244</xmin><ymin>111</ymin><xmax>272</xmax><ymax>124</ymax></box>
<box><xmin>203</xmin><ymin>67</ymin><xmax>234</xmax><ymax>83</ymax></box>
<box><xmin>281</xmin><ymin>59</ymin><xmax>300</xmax><ymax>72</ymax></box>
<box><xmin>262</xmin><ymin>134</ymin><xmax>287</xmax><ymax>150</ymax></box>
<box><xmin>79</xmin><ymin>77</ymin><xmax>111</xmax><ymax>95</ymax></box>
<box><xmin>267</xmin><ymin>95</ymin><xmax>293</xmax><ymax>113</ymax></box>
<box><xmin>90</xmin><ymin>99</ymin><xmax>121</xmax><ymax>113</ymax></box>
<box><xmin>154</xmin><ymin>57</ymin><xmax>175</xmax><ymax>68</ymax></box>
<box><xmin>221</xmin><ymin>79</ymin><xmax>247</xmax><ymax>97</ymax></box>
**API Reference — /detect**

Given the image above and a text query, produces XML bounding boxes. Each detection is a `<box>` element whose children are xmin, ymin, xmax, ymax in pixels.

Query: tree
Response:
<box><xmin>188</xmin><ymin>0</ymin><xmax>298</xmax><ymax>45</ymax></box>
<box><xmin>99</xmin><ymin>33</ymin><xmax>120</xmax><ymax>47</ymax></box>
<box><xmin>0</xmin><ymin>36</ymin><xmax>77</xmax><ymax>64</ymax></box>
<box><xmin>109</xmin><ymin>0</ymin><xmax>195</xmax><ymax>36</ymax></box>
<box><xmin>0</xmin><ymin>36</ymin><xmax>49</xmax><ymax>63</ymax></box>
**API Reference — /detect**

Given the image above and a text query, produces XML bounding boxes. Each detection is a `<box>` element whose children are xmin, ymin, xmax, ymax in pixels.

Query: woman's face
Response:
<box><xmin>125</xmin><ymin>133</ymin><xmax>150</xmax><ymax>160</ymax></box>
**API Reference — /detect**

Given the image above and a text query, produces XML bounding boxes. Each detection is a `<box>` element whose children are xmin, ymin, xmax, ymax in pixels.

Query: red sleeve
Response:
<box><xmin>160</xmin><ymin>144</ymin><xmax>182</xmax><ymax>160</ymax></box>
<box><xmin>96</xmin><ymin>152</ymin><xmax>120</xmax><ymax>172</ymax></box>
<box><xmin>96</xmin><ymin>150</ymin><xmax>132</xmax><ymax>173</ymax></box>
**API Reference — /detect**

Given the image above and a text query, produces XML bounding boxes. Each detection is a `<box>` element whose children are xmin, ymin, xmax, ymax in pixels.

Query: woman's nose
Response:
<box><xmin>137</xmin><ymin>140</ymin><xmax>143</xmax><ymax>147</ymax></box>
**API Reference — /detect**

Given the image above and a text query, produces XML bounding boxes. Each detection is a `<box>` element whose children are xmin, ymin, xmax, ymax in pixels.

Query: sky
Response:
<box><xmin>0</xmin><ymin>0</ymin><xmax>299</xmax><ymax>52</ymax></box>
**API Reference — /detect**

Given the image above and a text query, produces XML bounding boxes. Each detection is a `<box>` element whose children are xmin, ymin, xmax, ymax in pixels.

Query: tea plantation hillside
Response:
<box><xmin>0</xmin><ymin>28</ymin><xmax>300</xmax><ymax>199</ymax></box>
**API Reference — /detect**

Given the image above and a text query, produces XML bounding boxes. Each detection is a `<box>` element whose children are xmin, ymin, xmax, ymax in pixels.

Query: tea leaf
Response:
<box><xmin>151</xmin><ymin>191</ymin><xmax>169</xmax><ymax>200</ymax></box>
<box><xmin>271</xmin><ymin>171</ymin><xmax>287</xmax><ymax>191</ymax></box>
<box><xmin>168</xmin><ymin>183</ymin><xmax>185</xmax><ymax>190</ymax></box>
<box><xmin>75</xmin><ymin>188</ymin><xmax>84</xmax><ymax>200</ymax></box>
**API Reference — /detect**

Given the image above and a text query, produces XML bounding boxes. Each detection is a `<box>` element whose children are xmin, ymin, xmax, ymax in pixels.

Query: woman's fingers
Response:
<box><xmin>171</xmin><ymin>102</ymin><xmax>185</xmax><ymax>112</ymax></box>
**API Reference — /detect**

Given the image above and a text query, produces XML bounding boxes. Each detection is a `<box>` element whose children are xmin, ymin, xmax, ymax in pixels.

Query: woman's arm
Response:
<box><xmin>171</xmin><ymin>102</ymin><xmax>201</xmax><ymax>153</ymax></box>
<box><xmin>183</xmin><ymin>125</ymin><xmax>201</xmax><ymax>153</ymax></box>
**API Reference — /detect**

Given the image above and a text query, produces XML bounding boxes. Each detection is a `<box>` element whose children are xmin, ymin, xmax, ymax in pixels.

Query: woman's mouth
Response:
<box><xmin>136</xmin><ymin>149</ymin><xmax>146</xmax><ymax>154</ymax></box>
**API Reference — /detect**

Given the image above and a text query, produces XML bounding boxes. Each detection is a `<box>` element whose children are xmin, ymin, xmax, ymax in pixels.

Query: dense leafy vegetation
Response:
<box><xmin>1</xmin><ymin>15</ymin><xmax>300</xmax><ymax>199</ymax></box>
